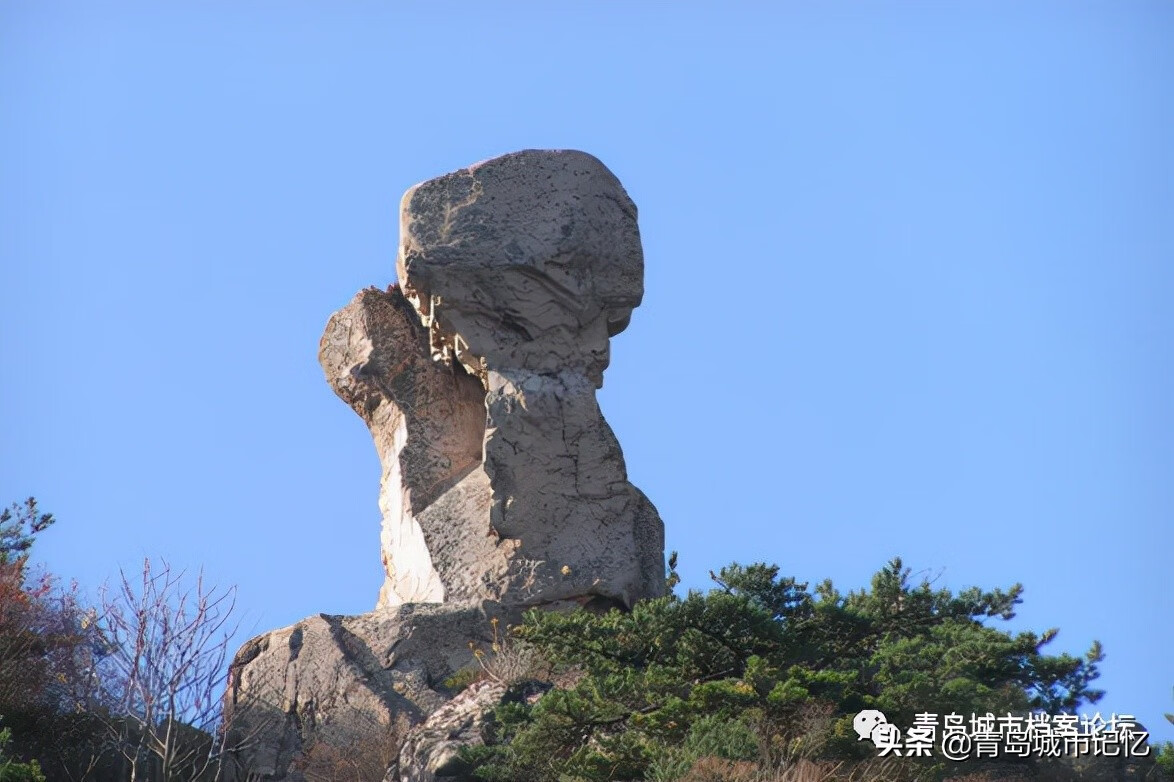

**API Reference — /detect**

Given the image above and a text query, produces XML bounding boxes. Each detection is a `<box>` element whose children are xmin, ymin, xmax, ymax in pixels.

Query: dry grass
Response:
<box><xmin>667</xmin><ymin>755</ymin><xmax>910</xmax><ymax>782</ymax></box>
<box><xmin>676</xmin><ymin>756</ymin><xmax>760</xmax><ymax>782</ymax></box>
<box><xmin>293</xmin><ymin>714</ymin><xmax>410</xmax><ymax>782</ymax></box>
<box><xmin>470</xmin><ymin>616</ymin><xmax>549</xmax><ymax>686</ymax></box>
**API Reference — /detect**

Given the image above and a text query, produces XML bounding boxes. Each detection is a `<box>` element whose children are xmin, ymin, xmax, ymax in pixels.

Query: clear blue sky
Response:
<box><xmin>3</xmin><ymin>2</ymin><xmax>1171</xmax><ymax>743</ymax></box>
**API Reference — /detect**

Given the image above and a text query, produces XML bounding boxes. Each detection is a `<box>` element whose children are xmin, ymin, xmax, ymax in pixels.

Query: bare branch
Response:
<box><xmin>94</xmin><ymin>557</ymin><xmax>249</xmax><ymax>782</ymax></box>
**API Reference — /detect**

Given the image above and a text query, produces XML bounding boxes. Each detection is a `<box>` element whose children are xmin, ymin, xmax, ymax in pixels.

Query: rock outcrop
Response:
<box><xmin>318</xmin><ymin>287</ymin><xmax>503</xmax><ymax>609</ymax></box>
<box><xmin>389</xmin><ymin>678</ymin><xmax>554</xmax><ymax>782</ymax></box>
<box><xmin>222</xmin><ymin>150</ymin><xmax>664</xmax><ymax>781</ymax></box>
<box><xmin>330</xmin><ymin>149</ymin><xmax>665</xmax><ymax>612</ymax></box>
<box><xmin>391</xmin><ymin>680</ymin><xmax>507</xmax><ymax>782</ymax></box>
<box><xmin>221</xmin><ymin>602</ymin><xmax>516</xmax><ymax>781</ymax></box>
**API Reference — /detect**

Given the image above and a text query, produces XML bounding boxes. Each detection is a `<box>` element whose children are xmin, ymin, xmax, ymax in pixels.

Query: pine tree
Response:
<box><xmin>461</xmin><ymin>557</ymin><xmax>1106</xmax><ymax>782</ymax></box>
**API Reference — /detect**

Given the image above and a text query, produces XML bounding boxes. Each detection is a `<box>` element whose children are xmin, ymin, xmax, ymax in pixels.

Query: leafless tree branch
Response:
<box><xmin>94</xmin><ymin>557</ymin><xmax>268</xmax><ymax>782</ymax></box>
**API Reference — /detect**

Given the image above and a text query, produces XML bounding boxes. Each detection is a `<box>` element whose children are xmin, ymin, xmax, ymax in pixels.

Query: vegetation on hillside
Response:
<box><xmin>2</xmin><ymin>500</ymin><xmax>1169</xmax><ymax>781</ymax></box>
<box><xmin>459</xmin><ymin>554</ymin><xmax>1163</xmax><ymax>782</ymax></box>
<box><xmin>0</xmin><ymin>499</ymin><xmax>254</xmax><ymax>782</ymax></box>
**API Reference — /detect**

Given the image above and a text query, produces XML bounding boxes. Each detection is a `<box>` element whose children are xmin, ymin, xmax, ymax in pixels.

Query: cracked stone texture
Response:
<box><xmin>221</xmin><ymin>150</ymin><xmax>666</xmax><ymax>781</ymax></box>
<box><xmin>220</xmin><ymin>601</ymin><xmax>513</xmax><ymax>782</ymax></box>
<box><xmin>395</xmin><ymin>149</ymin><xmax>666</xmax><ymax>610</ymax></box>
<box><xmin>391</xmin><ymin>679</ymin><xmax>557</xmax><ymax>782</ymax></box>
<box><xmin>390</xmin><ymin>679</ymin><xmax>507</xmax><ymax>782</ymax></box>
<box><xmin>319</xmin><ymin>286</ymin><xmax>515</xmax><ymax>609</ymax></box>
<box><xmin>397</xmin><ymin>149</ymin><xmax>643</xmax><ymax>384</ymax></box>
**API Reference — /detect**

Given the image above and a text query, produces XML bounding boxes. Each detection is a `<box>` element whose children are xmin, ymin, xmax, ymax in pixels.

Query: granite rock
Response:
<box><xmin>222</xmin><ymin>150</ymin><xmax>665</xmax><ymax>781</ymax></box>
<box><xmin>220</xmin><ymin>602</ymin><xmax>512</xmax><ymax>781</ymax></box>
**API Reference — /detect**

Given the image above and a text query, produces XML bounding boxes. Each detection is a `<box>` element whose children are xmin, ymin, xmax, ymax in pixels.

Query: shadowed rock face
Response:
<box><xmin>222</xmin><ymin>150</ymin><xmax>665</xmax><ymax>781</ymax></box>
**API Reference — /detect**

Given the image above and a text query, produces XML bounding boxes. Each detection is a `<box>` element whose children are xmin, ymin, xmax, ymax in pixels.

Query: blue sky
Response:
<box><xmin>3</xmin><ymin>2</ymin><xmax>1171</xmax><ymax>744</ymax></box>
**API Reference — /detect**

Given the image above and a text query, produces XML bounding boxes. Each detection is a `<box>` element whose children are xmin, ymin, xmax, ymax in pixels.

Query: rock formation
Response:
<box><xmin>221</xmin><ymin>602</ymin><xmax>514</xmax><ymax>780</ymax></box>
<box><xmin>393</xmin><ymin>680</ymin><xmax>508</xmax><ymax>782</ymax></box>
<box><xmin>222</xmin><ymin>150</ymin><xmax>664</xmax><ymax>781</ymax></box>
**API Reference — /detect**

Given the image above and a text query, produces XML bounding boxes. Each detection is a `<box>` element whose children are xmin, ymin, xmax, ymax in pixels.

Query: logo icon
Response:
<box><xmin>853</xmin><ymin>709</ymin><xmax>889</xmax><ymax>743</ymax></box>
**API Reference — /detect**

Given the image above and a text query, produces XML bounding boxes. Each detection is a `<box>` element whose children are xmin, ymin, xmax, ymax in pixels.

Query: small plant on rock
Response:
<box><xmin>469</xmin><ymin>617</ymin><xmax>547</xmax><ymax>687</ymax></box>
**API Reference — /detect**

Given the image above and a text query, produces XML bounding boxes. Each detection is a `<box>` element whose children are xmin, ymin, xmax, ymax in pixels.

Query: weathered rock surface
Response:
<box><xmin>221</xmin><ymin>601</ymin><xmax>512</xmax><ymax>782</ymax></box>
<box><xmin>393</xmin><ymin>149</ymin><xmax>664</xmax><ymax>610</ymax></box>
<box><xmin>316</xmin><ymin>150</ymin><xmax>664</xmax><ymax>613</ymax></box>
<box><xmin>222</xmin><ymin>150</ymin><xmax>665</xmax><ymax>781</ymax></box>
<box><xmin>397</xmin><ymin>149</ymin><xmax>643</xmax><ymax>385</ymax></box>
<box><xmin>390</xmin><ymin>680</ymin><xmax>506</xmax><ymax>782</ymax></box>
<box><xmin>391</xmin><ymin>678</ymin><xmax>556</xmax><ymax>782</ymax></box>
<box><xmin>319</xmin><ymin>286</ymin><xmax>511</xmax><ymax>608</ymax></box>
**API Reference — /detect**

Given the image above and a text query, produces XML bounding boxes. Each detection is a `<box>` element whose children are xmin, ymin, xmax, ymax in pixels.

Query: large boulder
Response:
<box><xmin>396</xmin><ymin>149</ymin><xmax>644</xmax><ymax>384</ymax></box>
<box><xmin>220</xmin><ymin>601</ymin><xmax>512</xmax><ymax>782</ymax></box>
<box><xmin>320</xmin><ymin>150</ymin><xmax>664</xmax><ymax>613</ymax></box>
<box><xmin>222</xmin><ymin>150</ymin><xmax>665</xmax><ymax>781</ymax></box>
